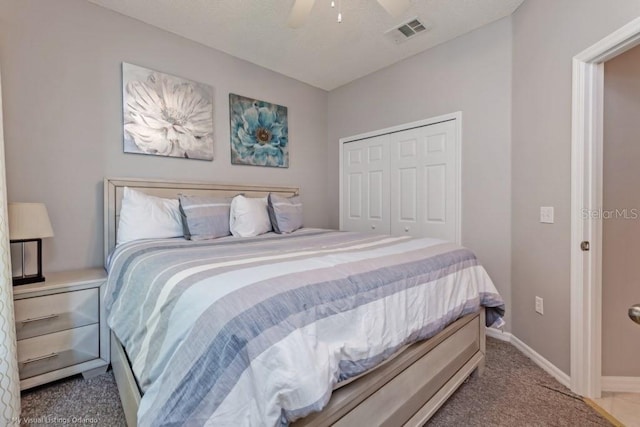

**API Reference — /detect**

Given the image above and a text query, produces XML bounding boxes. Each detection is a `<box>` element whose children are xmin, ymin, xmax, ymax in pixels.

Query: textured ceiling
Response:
<box><xmin>86</xmin><ymin>0</ymin><xmax>524</xmax><ymax>91</ymax></box>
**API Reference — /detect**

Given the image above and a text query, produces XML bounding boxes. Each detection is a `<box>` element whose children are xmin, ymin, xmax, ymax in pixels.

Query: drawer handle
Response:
<box><xmin>21</xmin><ymin>314</ymin><xmax>59</xmax><ymax>324</ymax></box>
<box><xmin>22</xmin><ymin>352</ymin><xmax>59</xmax><ymax>365</ymax></box>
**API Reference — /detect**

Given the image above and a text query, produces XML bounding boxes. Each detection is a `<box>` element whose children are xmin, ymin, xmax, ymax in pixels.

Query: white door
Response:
<box><xmin>341</xmin><ymin>135</ymin><xmax>390</xmax><ymax>234</ymax></box>
<box><xmin>389</xmin><ymin>120</ymin><xmax>457</xmax><ymax>241</ymax></box>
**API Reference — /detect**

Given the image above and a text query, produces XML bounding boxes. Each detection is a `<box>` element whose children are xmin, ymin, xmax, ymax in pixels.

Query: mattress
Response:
<box><xmin>104</xmin><ymin>228</ymin><xmax>505</xmax><ymax>426</ymax></box>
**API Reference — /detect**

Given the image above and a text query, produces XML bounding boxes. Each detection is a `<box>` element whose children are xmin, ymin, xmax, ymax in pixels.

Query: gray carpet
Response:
<box><xmin>20</xmin><ymin>338</ymin><xmax>610</xmax><ymax>426</ymax></box>
<box><xmin>427</xmin><ymin>339</ymin><xmax>610</xmax><ymax>427</ymax></box>
<box><xmin>20</xmin><ymin>370</ymin><xmax>125</xmax><ymax>426</ymax></box>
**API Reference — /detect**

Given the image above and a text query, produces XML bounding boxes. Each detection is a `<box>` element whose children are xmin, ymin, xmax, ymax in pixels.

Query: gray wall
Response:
<box><xmin>602</xmin><ymin>44</ymin><xmax>640</xmax><ymax>377</ymax></box>
<box><xmin>0</xmin><ymin>0</ymin><xmax>329</xmax><ymax>272</ymax></box>
<box><xmin>511</xmin><ymin>0</ymin><xmax>640</xmax><ymax>375</ymax></box>
<box><xmin>5</xmin><ymin>0</ymin><xmax>640</xmax><ymax>378</ymax></box>
<box><xmin>327</xmin><ymin>17</ymin><xmax>513</xmax><ymax>329</ymax></box>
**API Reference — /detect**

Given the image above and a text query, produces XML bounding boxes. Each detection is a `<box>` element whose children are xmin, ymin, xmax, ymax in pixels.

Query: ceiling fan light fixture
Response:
<box><xmin>287</xmin><ymin>0</ymin><xmax>316</xmax><ymax>28</ymax></box>
<box><xmin>288</xmin><ymin>0</ymin><xmax>411</xmax><ymax>28</ymax></box>
<box><xmin>377</xmin><ymin>0</ymin><xmax>411</xmax><ymax>17</ymax></box>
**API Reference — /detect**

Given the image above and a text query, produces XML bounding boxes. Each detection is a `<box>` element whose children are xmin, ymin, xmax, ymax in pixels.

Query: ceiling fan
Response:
<box><xmin>288</xmin><ymin>0</ymin><xmax>412</xmax><ymax>28</ymax></box>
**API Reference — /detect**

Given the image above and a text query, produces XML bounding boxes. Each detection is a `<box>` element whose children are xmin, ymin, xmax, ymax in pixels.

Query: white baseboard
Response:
<box><xmin>602</xmin><ymin>376</ymin><xmax>640</xmax><ymax>393</ymax></box>
<box><xmin>485</xmin><ymin>328</ymin><xmax>571</xmax><ymax>389</ymax></box>
<box><xmin>485</xmin><ymin>327</ymin><xmax>512</xmax><ymax>342</ymax></box>
<box><xmin>486</xmin><ymin>330</ymin><xmax>640</xmax><ymax>394</ymax></box>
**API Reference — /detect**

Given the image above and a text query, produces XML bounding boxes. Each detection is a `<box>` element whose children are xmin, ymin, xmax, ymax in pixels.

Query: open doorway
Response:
<box><xmin>570</xmin><ymin>16</ymin><xmax>640</xmax><ymax>403</ymax></box>
<box><xmin>593</xmin><ymin>44</ymin><xmax>640</xmax><ymax>425</ymax></box>
<box><xmin>601</xmin><ymin>44</ymin><xmax>640</xmax><ymax>385</ymax></box>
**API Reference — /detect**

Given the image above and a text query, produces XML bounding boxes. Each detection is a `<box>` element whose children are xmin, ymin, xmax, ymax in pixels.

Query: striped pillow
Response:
<box><xmin>268</xmin><ymin>193</ymin><xmax>303</xmax><ymax>234</ymax></box>
<box><xmin>179</xmin><ymin>195</ymin><xmax>232</xmax><ymax>240</ymax></box>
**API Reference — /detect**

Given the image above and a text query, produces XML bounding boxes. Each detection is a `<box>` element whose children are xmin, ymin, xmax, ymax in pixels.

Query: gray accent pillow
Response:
<box><xmin>268</xmin><ymin>193</ymin><xmax>303</xmax><ymax>234</ymax></box>
<box><xmin>179</xmin><ymin>195</ymin><xmax>232</xmax><ymax>240</ymax></box>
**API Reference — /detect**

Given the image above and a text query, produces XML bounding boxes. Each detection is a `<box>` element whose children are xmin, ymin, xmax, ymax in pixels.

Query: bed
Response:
<box><xmin>103</xmin><ymin>177</ymin><xmax>505</xmax><ymax>427</ymax></box>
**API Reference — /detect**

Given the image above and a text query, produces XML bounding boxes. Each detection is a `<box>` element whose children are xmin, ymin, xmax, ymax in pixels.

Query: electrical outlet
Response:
<box><xmin>535</xmin><ymin>296</ymin><xmax>544</xmax><ymax>315</ymax></box>
<box><xmin>540</xmin><ymin>207</ymin><xmax>554</xmax><ymax>224</ymax></box>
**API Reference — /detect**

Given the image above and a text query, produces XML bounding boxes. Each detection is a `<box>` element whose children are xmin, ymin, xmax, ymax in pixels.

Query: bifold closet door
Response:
<box><xmin>390</xmin><ymin>120</ymin><xmax>457</xmax><ymax>240</ymax></box>
<box><xmin>342</xmin><ymin>135</ymin><xmax>390</xmax><ymax>234</ymax></box>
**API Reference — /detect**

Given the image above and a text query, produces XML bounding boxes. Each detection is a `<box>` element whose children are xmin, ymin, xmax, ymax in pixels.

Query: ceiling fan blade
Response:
<box><xmin>288</xmin><ymin>0</ymin><xmax>316</xmax><ymax>28</ymax></box>
<box><xmin>377</xmin><ymin>0</ymin><xmax>411</xmax><ymax>17</ymax></box>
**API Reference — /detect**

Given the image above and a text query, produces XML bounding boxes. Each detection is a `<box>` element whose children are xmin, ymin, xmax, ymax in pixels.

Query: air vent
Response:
<box><xmin>384</xmin><ymin>17</ymin><xmax>431</xmax><ymax>44</ymax></box>
<box><xmin>398</xmin><ymin>19</ymin><xmax>427</xmax><ymax>37</ymax></box>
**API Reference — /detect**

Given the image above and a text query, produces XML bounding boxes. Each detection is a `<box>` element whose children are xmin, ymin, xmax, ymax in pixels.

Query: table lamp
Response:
<box><xmin>8</xmin><ymin>202</ymin><xmax>54</xmax><ymax>285</ymax></box>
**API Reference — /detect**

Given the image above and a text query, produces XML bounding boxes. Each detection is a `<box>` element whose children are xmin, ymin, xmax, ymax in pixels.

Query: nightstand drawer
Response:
<box><xmin>14</xmin><ymin>288</ymin><xmax>99</xmax><ymax>340</ymax></box>
<box><xmin>17</xmin><ymin>324</ymin><xmax>99</xmax><ymax>380</ymax></box>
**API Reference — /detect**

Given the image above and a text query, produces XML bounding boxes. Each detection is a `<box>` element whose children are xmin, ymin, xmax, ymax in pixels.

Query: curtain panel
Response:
<box><xmin>0</xmin><ymin>65</ymin><xmax>21</xmax><ymax>425</ymax></box>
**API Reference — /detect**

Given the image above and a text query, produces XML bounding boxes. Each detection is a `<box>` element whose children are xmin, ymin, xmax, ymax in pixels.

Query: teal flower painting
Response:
<box><xmin>229</xmin><ymin>94</ymin><xmax>288</xmax><ymax>168</ymax></box>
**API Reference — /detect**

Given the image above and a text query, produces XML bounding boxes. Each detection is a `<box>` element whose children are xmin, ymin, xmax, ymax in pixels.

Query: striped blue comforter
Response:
<box><xmin>104</xmin><ymin>228</ymin><xmax>504</xmax><ymax>426</ymax></box>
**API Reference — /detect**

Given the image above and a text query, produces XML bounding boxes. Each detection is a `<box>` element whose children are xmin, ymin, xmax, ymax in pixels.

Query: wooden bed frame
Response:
<box><xmin>103</xmin><ymin>177</ymin><xmax>486</xmax><ymax>427</ymax></box>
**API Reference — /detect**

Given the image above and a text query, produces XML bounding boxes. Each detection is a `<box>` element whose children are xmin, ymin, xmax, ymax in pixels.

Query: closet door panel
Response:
<box><xmin>424</xmin><ymin>164</ymin><xmax>446</xmax><ymax>222</ymax></box>
<box><xmin>348</xmin><ymin>173</ymin><xmax>363</xmax><ymax>220</ymax></box>
<box><xmin>395</xmin><ymin>167</ymin><xmax>418</xmax><ymax>235</ymax></box>
<box><xmin>342</xmin><ymin>136</ymin><xmax>390</xmax><ymax>234</ymax></box>
<box><xmin>366</xmin><ymin>138</ymin><xmax>389</xmax><ymax>234</ymax></box>
<box><xmin>420</xmin><ymin>121</ymin><xmax>457</xmax><ymax>241</ymax></box>
<box><xmin>390</xmin><ymin>120</ymin><xmax>457</xmax><ymax>240</ymax></box>
<box><xmin>343</xmin><ymin>142</ymin><xmax>367</xmax><ymax>232</ymax></box>
<box><xmin>399</xmin><ymin>168</ymin><xmax>417</xmax><ymax>221</ymax></box>
<box><xmin>391</xmin><ymin>131</ymin><xmax>422</xmax><ymax>236</ymax></box>
<box><xmin>368</xmin><ymin>170</ymin><xmax>384</xmax><ymax>221</ymax></box>
<box><xmin>342</xmin><ymin>118</ymin><xmax>458</xmax><ymax>242</ymax></box>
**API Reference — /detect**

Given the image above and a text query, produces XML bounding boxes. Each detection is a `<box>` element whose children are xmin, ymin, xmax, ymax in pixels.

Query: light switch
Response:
<box><xmin>540</xmin><ymin>206</ymin><xmax>554</xmax><ymax>224</ymax></box>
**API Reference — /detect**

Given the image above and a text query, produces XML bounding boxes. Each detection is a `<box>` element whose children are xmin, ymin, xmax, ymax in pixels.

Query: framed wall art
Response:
<box><xmin>122</xmin><ymin>63</ymin><xmax>214</xmax><ymax>160</ymax></box>
<box><xmin>229</xmin><ymin>93</ymin><xmax>288</xmax><ymax>168</ymax></box>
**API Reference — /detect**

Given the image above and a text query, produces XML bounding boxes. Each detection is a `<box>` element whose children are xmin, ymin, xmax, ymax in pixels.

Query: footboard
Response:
<box><xmin>111</xmin><ymin>309</ymin><xmax>485</xmax><ymax>427</ymax></box>
<box><xmin>293</xmin><ymin>309</ymin><xmax>485</xmax><ymax>426</ymax></box>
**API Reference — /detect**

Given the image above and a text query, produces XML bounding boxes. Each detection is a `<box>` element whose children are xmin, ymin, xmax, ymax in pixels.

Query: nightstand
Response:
<box><xmin>13</xmin><ymin>268</ymin><xmax>110</xmax><ymax>390</ymax></box>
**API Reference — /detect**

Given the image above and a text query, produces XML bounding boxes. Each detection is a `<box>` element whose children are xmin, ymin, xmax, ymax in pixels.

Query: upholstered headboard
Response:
<box><xmin>103</xmin><ymin>177</ymin><xmax>299</xmax><ymax>266</ymax></box>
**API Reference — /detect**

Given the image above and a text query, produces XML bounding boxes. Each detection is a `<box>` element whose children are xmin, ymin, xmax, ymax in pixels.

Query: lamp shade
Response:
<box><xmin>8</xmin><ymin>203</ymin><xmax>54</xmax><ymax>240</ymax></box>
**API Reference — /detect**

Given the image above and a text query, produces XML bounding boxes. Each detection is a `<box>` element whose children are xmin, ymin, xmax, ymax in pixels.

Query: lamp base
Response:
<box><xmin>13</xmin><ymin>274</ymin><xmax>45</xmax><ymax>286</ymax></box>
<box><xmin>10</xmin><ymin>238</ymin><xmax>45</xmax><ymax>286</ymax></box>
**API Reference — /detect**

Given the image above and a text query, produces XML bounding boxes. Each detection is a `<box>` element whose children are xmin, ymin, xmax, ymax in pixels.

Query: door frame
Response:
<box><xmin>570</xmin><ymin>17</ymin><xmax>640</xmax><ymax>398</ymax></box>
<box><xmin>338</xmin><ymin>111</ymin><xmax>462</xmax><ymax>244</ymax></box>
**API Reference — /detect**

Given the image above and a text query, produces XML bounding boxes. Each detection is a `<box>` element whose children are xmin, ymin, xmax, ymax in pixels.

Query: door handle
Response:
<box><xmin>630</xmin><ymin>304</ymin><xmax>640</xmax><ymax>325</ymax></box>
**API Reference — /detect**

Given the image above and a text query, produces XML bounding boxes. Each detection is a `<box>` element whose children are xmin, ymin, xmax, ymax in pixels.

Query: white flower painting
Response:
<box><xmin>122</xmin><ymin>63</ymin><xmax>214</xmax><ymax>160</ymax></box>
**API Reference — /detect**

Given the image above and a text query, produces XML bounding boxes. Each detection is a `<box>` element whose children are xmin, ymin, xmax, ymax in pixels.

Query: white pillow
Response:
<box><xmin>229</xmin><ymin>195</ymin><xmax>272</xmax><ymax>237</ymax></box>
<box><xmin>117</xmin><ymin>187</ymin><xmax>183</xmax><ymax>245</ymax></box>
